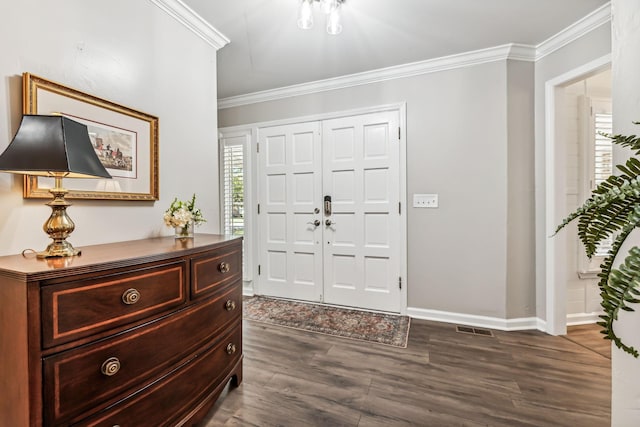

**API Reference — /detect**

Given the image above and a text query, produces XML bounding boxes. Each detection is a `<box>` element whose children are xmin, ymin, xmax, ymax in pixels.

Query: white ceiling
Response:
<box><xmin>182</xmin><ymin>0</ymin><xmax>609</xmax><ymax>100</ymax></box>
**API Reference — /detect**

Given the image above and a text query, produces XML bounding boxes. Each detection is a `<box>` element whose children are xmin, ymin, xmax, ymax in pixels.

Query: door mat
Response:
<box><xmin>243</xmin><ymin>295</ymin><xmax>411</xmax><ymax>348</ymax></box>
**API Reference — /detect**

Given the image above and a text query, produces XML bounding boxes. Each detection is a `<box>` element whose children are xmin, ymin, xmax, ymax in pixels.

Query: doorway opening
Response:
<box><xmin>544</xmin><ymin>55</ymin><xmax>611</xmax><ymax>336</ymax></box>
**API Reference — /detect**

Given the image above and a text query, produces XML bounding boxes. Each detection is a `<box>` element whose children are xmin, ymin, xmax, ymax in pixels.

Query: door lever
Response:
<box><xmin>325</xmin><ymin>219</ymin><xmax>336</xmax><ymax>227</ymax></box>
<box><xmin>307</xmin><ymin>220</ymin><xmax>321</xmax><ymax>227</ymax></box>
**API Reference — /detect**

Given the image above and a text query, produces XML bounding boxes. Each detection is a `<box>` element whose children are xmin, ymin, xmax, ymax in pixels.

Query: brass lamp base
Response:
<box><xmin>36</xmin><ymin>241</ymin><xmax>81</xmax><ymax>259</ymax></box>
<box><xmin>37</xmin><ymin>177</ymin><xmax>81</xmax><ymax>259</ymax></box>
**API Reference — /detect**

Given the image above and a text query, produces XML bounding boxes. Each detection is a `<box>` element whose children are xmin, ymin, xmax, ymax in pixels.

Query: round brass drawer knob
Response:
<box><xmin>101</xmin><ymin>357</ymin><xmax>121</xmax><ymax>376</ymax></box>
<box><xmin>122</xmin><ymin>288</ymin><xmax>141</xmax><ymax>305</ymax></box>
<box><xmin>225</xmin><ymin>300</ymin><xmax>236</xmax><ymax>311</ymax></box>
<box><xmin>226</xmin><ymin>343</ymin><xmax>237</xmax><ymax>355</ymax></box>
<box><xmin>218</xmin><ymin>261</ymin><xmax>230</xmax><ymax>273</ymax></box>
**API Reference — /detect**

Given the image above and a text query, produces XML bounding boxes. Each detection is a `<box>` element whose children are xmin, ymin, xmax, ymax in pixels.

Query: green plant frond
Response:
<box><xmin>556</xmin><ymin>177</ymin><xmax>640</xmax><ymax>256</ymax></box>
<box><xmin>594</xmin><ymin>206</ymin><xmax>640</xmax><ymax>358</ymax></box>
<box><xmin>579</xmin><ymin>198</ymin><xmax>639</xmax><ymax>257</ymax></box>
<box><xmin>599</xmin><ymin>246</ymin><xmax>640</xmax><ymax>358</ymax></box>
<box><xmin>606</xmin><ymin>131</ymin><xmax>640</xmax><ymax>154</ymax></box>
<box><xmin>595</xmin><ymin>174</ymin><xmax>626</xmax><ymax>191</ymax></box>
<box><xmin>558</xmin><ymin>122</ymin><xmax>640</xmax><ymax>358</ymax></box>
<box><xmin>581</xmin><ymin>174</ymin><xmax>640</xmax><ymax>255</ymax></box>
<box><xmin>565</xmin><ymin>173</ymin><xmax>639</xmax><ymax>217</ymax></box>
<box><xmin>615</xmin><ymin>157</ymin><xmax>640</xmax><ymax>180</ymax></box>
<box><xmin>597</xmin><ymin>206</ymin><xmax>640</xmax><ymax>289</ymax></box>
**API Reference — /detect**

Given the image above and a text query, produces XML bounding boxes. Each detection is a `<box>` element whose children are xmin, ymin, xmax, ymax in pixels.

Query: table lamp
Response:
<box><xmin>0</xmin><ymin>115</ymin><xmax>112</xmax><ymax>258</ymax></box>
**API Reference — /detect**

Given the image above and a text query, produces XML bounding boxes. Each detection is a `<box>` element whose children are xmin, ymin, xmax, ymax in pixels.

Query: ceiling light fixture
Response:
<box><xmin>297</xmin><ymin>0</ymin><xmax>344</xmax><ymax>35</ymax></box>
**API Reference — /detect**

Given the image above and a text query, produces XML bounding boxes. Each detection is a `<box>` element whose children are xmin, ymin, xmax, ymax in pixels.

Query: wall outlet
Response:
<box><xmin>413</xmin><ymin>193</ymin><xmax>438</xmax><ymax>208</ymax></box>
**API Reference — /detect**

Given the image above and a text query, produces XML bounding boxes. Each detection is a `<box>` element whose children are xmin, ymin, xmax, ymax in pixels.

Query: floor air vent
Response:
<box><xmin>456</xmin><ymin>326</ymin><xmax>494</xmax><ymax>337</ymax></box>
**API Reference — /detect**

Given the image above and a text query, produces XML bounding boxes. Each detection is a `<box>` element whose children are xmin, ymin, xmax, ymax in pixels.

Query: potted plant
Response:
<box><xmin>164</xmin><ymin>194</ymin><xmax>206</xmax><ymax>238</ymax></box>
<box><xmin>556</xmin><ymin>122</ymin><xmax>640</xmax><ymax>357</ymax></box>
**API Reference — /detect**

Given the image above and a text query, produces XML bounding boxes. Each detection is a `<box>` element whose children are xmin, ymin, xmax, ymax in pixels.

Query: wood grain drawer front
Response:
<box><xmin>191</xmin><ymin>243</ymin><xmax>242</xmax><ymax>299</ymax></box>
<box><xmin>41</xmin><ymin>261</ymin><xmax>187</xmax><ymax>349</ymax></box>
<box><xmin>43</xmin><ymin>284</ymin><xmax>242</xmax><ymax>425</ymax></box>
<box><xmin>76</xmin><ymin>324</ymin><xmax>242</xmax><ymax>427</ymax></box>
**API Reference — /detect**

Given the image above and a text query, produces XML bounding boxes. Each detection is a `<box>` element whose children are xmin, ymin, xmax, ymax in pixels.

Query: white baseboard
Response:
<box><xmin>407</xmin><ymin>307</ymin><xmax>543</xmax><ymax>332</ymax></box>
<box><xmin>536</xmin><ymin>317</ymin><xmax>547</xmax><ymax>331</ymax></box>
<box><xmin>242</xmin><ymin>280</ymin><xmax>254</xmax><ymax>297</ymax></box>
<box><xmin>566</xmin><ymin>312</ymin><xmax>602</xmax><ymax>326</ymax></box>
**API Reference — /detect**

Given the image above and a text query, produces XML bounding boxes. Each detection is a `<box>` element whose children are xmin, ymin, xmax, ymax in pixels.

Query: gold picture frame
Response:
<box><xmin>22</xmin><ymin>72</ymin><xmax>159</xmax><ymax>200</ymax></box>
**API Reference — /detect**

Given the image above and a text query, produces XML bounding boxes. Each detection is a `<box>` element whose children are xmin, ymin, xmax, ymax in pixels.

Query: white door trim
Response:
<box><xmin>221</xmin><ymin>103</ymin><xmax>406</xmax><ymax>132</ymax></box>
<box><xmin>220</xmin><ymin>102</ymin><xmax>408</xmax><ymax>314</ymax></box>
<box><xmin>542</xmin><ymin>54</ymin><xmax>611</xmax><ymax>335</ymax></box>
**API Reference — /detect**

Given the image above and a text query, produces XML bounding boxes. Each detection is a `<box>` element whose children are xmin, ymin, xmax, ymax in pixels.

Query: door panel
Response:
<box><xmin>257</xmin><ymin>111</ymin><xmax>401</xmax><ymax>312</ymax></box>
<box><xmin>323</xmin><ymin>111</ymin><xmax>401</xmax><ymax>312</ymax></box>
<box><xmin>258</xmin><ymin>122</ymin><xmax>323</xmax><ymax>301</ymax></box>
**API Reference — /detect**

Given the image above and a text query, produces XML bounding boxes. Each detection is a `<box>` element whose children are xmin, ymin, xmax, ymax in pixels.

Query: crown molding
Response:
<box><xmin>218</xmin><ymin>44</ymin><xmax>536</xmax><ymax>109</ymax></box>
<box><xmin>535</xmin><ymin>2</ymin><xmax>611</xmax><ymax>60</ymax></box>
<box><xmin>149</xmin><ymin>0</ymin><xmax>229</xmax><ymax>50</ymax></box>
<box><xmin>218</xmin><ymin>2</ymin><xmax>611</xmax><ymax>109</ymax></box>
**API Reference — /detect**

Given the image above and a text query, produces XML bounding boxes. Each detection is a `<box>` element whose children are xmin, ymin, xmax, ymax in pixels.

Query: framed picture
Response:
<box><xmin>22</xmin><ymin>72</ymin><xmax>159</xmax><ymax>200</ymax></box>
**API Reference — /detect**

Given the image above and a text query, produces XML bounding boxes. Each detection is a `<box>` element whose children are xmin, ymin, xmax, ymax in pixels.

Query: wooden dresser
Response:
<box><xmin>0</xmin><ymin>234</ymin><xmax>243</xmax><ymax>426</ymax></box>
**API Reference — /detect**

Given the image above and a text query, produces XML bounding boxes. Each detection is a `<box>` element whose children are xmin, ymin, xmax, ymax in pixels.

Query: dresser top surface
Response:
<box><xmin>0</xmin><ymin>234</ymin><xmax>242</xmax><ymax>280</ymax></box>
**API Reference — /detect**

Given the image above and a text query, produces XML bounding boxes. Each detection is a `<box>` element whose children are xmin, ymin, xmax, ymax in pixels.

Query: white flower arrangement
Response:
<box><xmin>164</xmin><ymin>194</ymin><xmax>206</xmax><ymax>229</ymax></box>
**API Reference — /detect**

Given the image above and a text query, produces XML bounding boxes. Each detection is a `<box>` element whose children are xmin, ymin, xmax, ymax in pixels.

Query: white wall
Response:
<box><xmin>220</xmin><ymin>60</ymin><xmax>534</xmax><ymax>320</ymax></box>
<box><xmin>506</xmin><ymin>60</ymin><xmax>536</xmax><ymax>318</ymax></box>
<box><xmin>0</xmin><ymin>0</ymin><xmax>222</xmax><ymax>257</ymax></box>
<box><xmin>611</xmin><ymin>0</ymin><xmax>640</xmax><ymax>424</ymax></box>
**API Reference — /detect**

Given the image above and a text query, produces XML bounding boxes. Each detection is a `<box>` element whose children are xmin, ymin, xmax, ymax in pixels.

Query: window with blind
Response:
<box><xmin>593</xmin><ymin>112</ymin><xmax>613</xmax><ymax>257</ymax></box>
<box><xmin>221</xmin><ymin>142</ymin><xmax>244</xmax><ymax>236</ymax></box>
<box><xmin>577</xmin><ymin>97</ymin><xmax>612</xmax><ymax>278</ymax></box>
<box><xmin>219</xmin><ymin>130</ymin><xmax>253</xmax><ymax>282</ymax></box>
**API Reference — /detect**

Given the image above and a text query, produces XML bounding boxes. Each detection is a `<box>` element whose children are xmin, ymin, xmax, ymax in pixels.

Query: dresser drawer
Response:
<box><xmin>41</xmin><ymin>261</ymin><xmax>187</xmax><ymax>348</ymax></box>
<box><xmin>191</xmin><ymin>242</ymin><xmax>242</xmax><ymax>299</ymax></box>
<box><xmin>43</xmin><ymin>284</ymin><xmax>242</xmax><ymax>425</ymax></box>
<box><xmin>75</xmin><ymin>323</ymin><xmax>242</xmax><ymax>427</ymax></box>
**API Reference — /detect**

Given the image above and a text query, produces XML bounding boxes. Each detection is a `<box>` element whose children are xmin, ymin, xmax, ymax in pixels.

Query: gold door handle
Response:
<box><xmin>225</xmin><ymin>300</ymin><xmax>236</xmax><ymax>311</ymax></box>
<box><xmin>218</xmin><ymin>261</ymin><xmax>230</xmax><ymax>273</ymax></box>
<box><xmin>226</xmin><ymin>343</ymin><xmax>237</xmax><ymax>355</ymax></box>
<box><xmin>101</xmin><ymin>357</ymin><xmax>121</xmax><ymax>376</ymax></box>
<box><xmin>122</xmin><ymin>288</ymin><xmax>140</xmax><ymax>305</ymax></box>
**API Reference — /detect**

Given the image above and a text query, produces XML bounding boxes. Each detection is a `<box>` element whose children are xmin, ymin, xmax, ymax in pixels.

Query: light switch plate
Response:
<box><xmin>413</xmin><ymin>193</ymin><xmax>438</xmax><ymax>208</ymax></box>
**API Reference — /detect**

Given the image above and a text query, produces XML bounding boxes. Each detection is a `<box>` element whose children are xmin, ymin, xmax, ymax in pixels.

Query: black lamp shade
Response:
<box><xmin>0</xmin><ymin>115</ymin><xmax>111</xmax><ymax>179</ymax></box>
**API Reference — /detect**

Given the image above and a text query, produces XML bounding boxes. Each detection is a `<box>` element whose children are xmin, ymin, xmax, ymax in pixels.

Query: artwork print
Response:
<box><xmin>22</xmin><ymin>72</ymin><xmax>159</xmax><ymax>201</ymax></box>
<box><xmin>66</xmin><ymin>115</ymin><xmax>138</xmax><ymax>179</ymax></box>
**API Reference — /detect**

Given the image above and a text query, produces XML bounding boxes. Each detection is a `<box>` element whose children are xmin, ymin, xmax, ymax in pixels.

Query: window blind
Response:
<box><xmin>594</xmin><ymin>113</ymin><xmax>613</xmax><ymax>187</ymax></box>
<box><xmin>221</xmin><ymin>142</ymin><xmax>244</xmax><ymax>236</ymax></box>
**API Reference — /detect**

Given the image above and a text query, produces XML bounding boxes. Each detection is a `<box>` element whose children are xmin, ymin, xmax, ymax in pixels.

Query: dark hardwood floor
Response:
<box><xmin>201</xmin><ymin>319</ymin><xmax>610</xmax><ymax>426</ymax></box>
<box><xmin>564</xmin><ymin>324</ymin><xmax>611</xmax><ymax>360</ymax></box>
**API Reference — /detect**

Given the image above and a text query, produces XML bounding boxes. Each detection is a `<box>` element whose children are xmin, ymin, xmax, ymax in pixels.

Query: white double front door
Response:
<box><xmin>257</xmin><ymin>111</ymin><xmax>402</xmax><ymax>313</ymax></box>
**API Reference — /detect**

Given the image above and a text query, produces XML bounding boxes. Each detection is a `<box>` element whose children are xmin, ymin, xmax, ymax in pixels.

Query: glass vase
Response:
<box><xmin>174</xmin><ymin>222</ymin><xmax>194</xmax><ymax>239</ymax></box>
